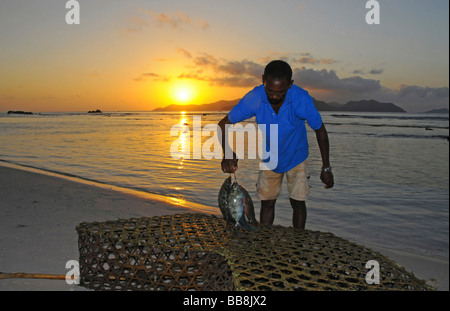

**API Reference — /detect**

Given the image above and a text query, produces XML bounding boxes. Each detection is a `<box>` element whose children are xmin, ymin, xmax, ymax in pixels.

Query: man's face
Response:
<box><xmin>263</xmin><ymin>76</ymin><xmax>293</xmax><ymax>106</ymax></box>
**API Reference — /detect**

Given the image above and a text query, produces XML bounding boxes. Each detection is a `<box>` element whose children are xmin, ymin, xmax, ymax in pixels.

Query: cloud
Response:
<box><xmin>397</xmin><ymin>85</ymin><xmax>449</xmax><ymax>98</ymax></box>
<box><xmin>140</xmin><ymin>52</ymin><xmax>380</xmax><ymax>91</ymax></box>
<box><xmin>294</xmin><ymin>53</ymin><xmax>337</xmax><ymax>65</ymax></box>
<box><xmin>293</xmin><ymin>67</ymin><xmax>382</xmax><ymax>93</ymax></box>
<box><xmin>176</xmin><ymin>57</ymin><xmax>263</xmax><ymax>88</ymax></box>
<box><xmin>125</xmin><ymin>10</ymin><xmax>209</xmax><ymax>34</ymax></box>
<box><xmin>257</xmin><ymin>52</ymin><xmax>293</xmax><ymax>64</ymax></box>
<box><xmin>179</xmin><ymin>54</ymin><xmax>381</xmax><ymax>93</ymax></box>
<box><xmin>135</xmin><ymin>51</ymin><xmax>448</xmax><ymax>112</ymax></box>
<box><xmin>87</xmin><ymin>72</ymin><xmax>101</xmax><ymax>78</ymax></box>
<box><xmin>144</xmin><ymin>10</ymin><xmax>209</xmax><ymax>30</ymax></box>
<box><xmin>192</xmin><ymin>52</ymin><xmax>219</xmax><ymax>67</ymax></box>
<box><xmin>370</xmin><ymin>85</ymin><xmax>450</xmax><ymax>112</ymax></box>
<box><xmin>293</xmin><ymin>69</ymin><xmax>448</xmax><ymax>111</ymax></box>
<box><xmin>142</xmin><ymin>73</ymin><xmax>160</xmax><ymax>78</ymax></box>
<box><xmin>170</xmin><ymin>53</ymin><xmax>264</xmax><ymax>87</ymax></box>
<box><xmin>134</xmin><ymin>72</ymin><xmax>171</xmax><ymax>82</ymax></box>
<box><xmin>175</xmin><ymin>47</ymin><xmax>193</xmax><ymax>59</ymax></box>
<box><xmin>218</xmin><ymin>60</ymin><xmax>263</xmax><ymax>78</ymax></box>
<box><xmin>189</xmin><ymin>56</ymin><xmax>263</xmax><ymax>87</ymax></box>
<box><xmin>125</xmin><ymin>15</ymin><xmax>149</xmax><ymax>33</ymax></box>
<box><xmin>369</xmin><ymin>68</ymin><xmax>384</xmax><ymax>75</ymax></box>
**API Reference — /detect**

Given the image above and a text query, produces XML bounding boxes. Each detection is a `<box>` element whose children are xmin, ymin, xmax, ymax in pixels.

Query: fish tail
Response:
<box><xmin>238</xmin><ymin>216</ymin><xmax>259</xmax><ymax>231</ymax></box>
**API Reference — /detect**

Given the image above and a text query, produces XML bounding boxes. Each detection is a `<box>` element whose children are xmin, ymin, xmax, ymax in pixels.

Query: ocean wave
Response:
<box><xmin>327</xmin><ymin>131</ymin><xmax>449</xmax><ymax>140</ymax></box>
<box><xmin>375</xmin><ymin>133</ymin><xmax>449</xmax><ymax>140</ymax></box>
<box><xmin>330</xmin><ymin>113</ymin><xmax>449</xmax><ymax>121</ymax></box>
<box><xmin>326</xmin><ymin>122</ymin><xmax>449</xmax><ymax>130</ymax></box>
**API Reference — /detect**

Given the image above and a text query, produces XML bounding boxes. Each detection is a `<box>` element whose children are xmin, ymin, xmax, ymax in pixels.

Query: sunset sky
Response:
<box><xmin>0</xmin><ymin>0</ymin><xmax>448</xmax><ymax>112</ymax></box>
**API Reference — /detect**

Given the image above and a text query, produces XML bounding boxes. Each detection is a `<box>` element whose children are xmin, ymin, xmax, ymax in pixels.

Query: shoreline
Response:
<box><xmin>0</xmin><ymin>160</ymin><xmax>219</xmax><ymax>216</ymax></box>
<box><xmin>0</xmin><ymin>162</ymin><xmax>448</xmax><ymax>291</ymax></box>
<box><xmin>368</xmin><ymin>244</ymin><xmax>448</xmax><ymax>291</ymax></box>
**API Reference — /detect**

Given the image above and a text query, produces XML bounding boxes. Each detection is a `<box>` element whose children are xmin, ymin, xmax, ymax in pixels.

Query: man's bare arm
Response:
<box><xmin>218</xmin><ymin>115</ymin><xmax>238</xmax><ymax>173</ymax></box>
<box><xmin>314</xmin><ymin>124</ymin><xmax>334</xmax><ymax>189</ymax></box>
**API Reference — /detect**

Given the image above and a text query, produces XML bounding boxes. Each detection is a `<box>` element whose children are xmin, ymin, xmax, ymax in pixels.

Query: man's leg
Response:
<box><xmin>286</xmin><ymin>161</ymin><xmax>309</xmax><ymax>229</ymax></box>
<box><xmin>257</xmin><ymin>168</ymin><xmax>283</xmax><ymax>226</ymax></box>
<box><xmin>260</xmin><ymin>199</ymin><xmax>276</xmax><ymax>226</ymax></box>
<box><xmin>290</xmin><ymin>198</ymin><xmax>306</xmax><ymax>229</ymax></box>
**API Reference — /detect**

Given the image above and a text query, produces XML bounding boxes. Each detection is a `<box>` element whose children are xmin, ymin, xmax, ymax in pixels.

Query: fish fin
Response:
<box><xmin>240</xmin><ymin>186</ymin><xmax>259</xmax><ymax>228</ymax></box>
<box><xmin>238</xmin><ymin>216</ymin><xmax>259</xmax><ymax>231</ymax></box>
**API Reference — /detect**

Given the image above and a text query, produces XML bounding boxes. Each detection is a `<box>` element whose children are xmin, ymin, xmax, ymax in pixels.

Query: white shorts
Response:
<box><xmin>256</xmin><ymin>160</ymin><xmax>310</xmax><ymax>201</ymax></box>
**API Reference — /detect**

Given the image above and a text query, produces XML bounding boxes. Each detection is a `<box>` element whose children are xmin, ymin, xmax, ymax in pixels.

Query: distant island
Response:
<box><xmin>152</xmin><ymin>98</ymin><xmax>406</xmax><ymax>113</ymax></box>
<box><xmin>88</xmin><ymin>109</ymin><xmax>103</xmax><ymax>113</ymax></box>
<box><xmin>7</xmin><ymin>110</ymin><xmax>33</xmax><ymax>115</ymax></box>
<box><xmin>152</xmin><ymin>99</ymin><xmax>240</xmax><ymax>112</ymax></box>
<box><xmin>312</xmin><ymin>99</ymin><xmax>406</xmax><ymax>113</ymax></box>
<box><xmin>423</xmin><ymin>108</ymin><xmax>449</xmax><ymax>114</ymax></box>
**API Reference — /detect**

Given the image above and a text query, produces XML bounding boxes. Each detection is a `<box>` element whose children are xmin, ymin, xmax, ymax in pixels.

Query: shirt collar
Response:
<box><xmin>260</xmin><ymin>84</ymin><xmax>293</xmax><ymax>107</ymax></box>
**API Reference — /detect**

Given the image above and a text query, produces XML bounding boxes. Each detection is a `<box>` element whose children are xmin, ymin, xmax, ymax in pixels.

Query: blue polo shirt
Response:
<box><xmin>228</xmin><ymin>84</ymin><xmax>322</xmax><ymax>173</ymax></box>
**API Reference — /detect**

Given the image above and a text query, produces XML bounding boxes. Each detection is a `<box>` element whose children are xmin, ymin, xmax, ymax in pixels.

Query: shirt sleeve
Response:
<box><xmin>295</xmin><ymin>89</ymin><xmax>323</xmax><ymax>130</ymax></box>
<box><xmin>227</xmin><ymin>87</ymin><xmax>260</xmax><ymax>124</ymax></box>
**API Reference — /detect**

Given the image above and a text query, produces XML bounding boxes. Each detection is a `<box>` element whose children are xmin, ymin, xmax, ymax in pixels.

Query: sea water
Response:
<box><xmin>0</xmin><ymin>111</ymin><xmax>448</xmax><ymax>258</ymax></box>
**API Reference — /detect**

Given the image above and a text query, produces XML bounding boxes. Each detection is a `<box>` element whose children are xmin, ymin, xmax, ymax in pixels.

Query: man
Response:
<box><xmin>218</xmin><ymin>60</ymin><xmax>334</xmax><ymax>229</ymax></box>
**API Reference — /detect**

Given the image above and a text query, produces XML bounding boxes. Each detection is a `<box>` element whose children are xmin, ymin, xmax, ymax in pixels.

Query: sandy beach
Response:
<box><xmin>0</xmin><ymin>163</ymin><xmax>448</xmax><ymax>291</ymax></box>
<box><xmin>0</xmin><ymin>163</ymin><xmax>205</xmax><ymax>291</ymax></box>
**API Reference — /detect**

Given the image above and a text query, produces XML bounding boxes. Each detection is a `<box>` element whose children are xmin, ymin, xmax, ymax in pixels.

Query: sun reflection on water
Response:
<box><xmin>177</xmin><ymin>112</ymin><xmax>190</xmax><ymax>169</ymax></box>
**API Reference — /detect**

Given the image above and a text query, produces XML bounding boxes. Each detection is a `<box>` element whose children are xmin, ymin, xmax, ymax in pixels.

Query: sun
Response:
<box><xmin>176</xmin><ymin>87</ymin><xmax>191</xmax><ymax>102</ymax></box>
<box><xmin>172</xmin><ymin>83</ymin><xmax>195</xmax><ymax>104</ymax></box>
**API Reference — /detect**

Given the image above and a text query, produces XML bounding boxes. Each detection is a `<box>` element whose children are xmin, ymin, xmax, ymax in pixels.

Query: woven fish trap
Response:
<box><xmin>76</xmin><ymin>213</ymin><xmax>432</xmax><ymax>291</ymax></box>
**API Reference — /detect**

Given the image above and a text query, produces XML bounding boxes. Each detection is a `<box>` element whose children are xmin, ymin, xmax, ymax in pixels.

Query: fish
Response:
<box><xmin>240</xmin><ymin>185</ymin><xmax>259</xmax><ymax>228</ymax></box>
<box><xmin>218</xmin><ymin>176</ymin><xmax>258</xmax><ymax>231</ymax></box>
<box><xmin>218</xmin><ymin>176</ymin><xmax>232</xmax><ymax>223</ymax></box>
<box><xmin>227</xmin><ymin>181</ymin><xmax>245</xmax><ymax>226</ymax></box>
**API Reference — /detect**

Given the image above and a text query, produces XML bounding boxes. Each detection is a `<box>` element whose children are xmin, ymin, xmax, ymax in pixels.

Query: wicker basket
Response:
<box><xmin>76</xmin><ymin>213</ymin><xmax>432</xmax><ymax>291</ymax></box>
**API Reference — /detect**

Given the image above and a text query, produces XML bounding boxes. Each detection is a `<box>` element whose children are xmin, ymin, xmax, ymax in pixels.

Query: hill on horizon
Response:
<box><xmin>152</xmin><ymin>98</ymin><xmax>406</xmax><ymax>113</ymax></box>
<box><xmin>152</xmin><ymin>99</ymin><xmax>240</xmax><ymax>112</ymax></box>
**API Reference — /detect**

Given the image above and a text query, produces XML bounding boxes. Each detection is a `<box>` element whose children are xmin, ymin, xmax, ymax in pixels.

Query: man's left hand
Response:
<box><xmin>320</xmin><ymin>171</ymin><xmax>334</xmax><ymax>189</ymax></box>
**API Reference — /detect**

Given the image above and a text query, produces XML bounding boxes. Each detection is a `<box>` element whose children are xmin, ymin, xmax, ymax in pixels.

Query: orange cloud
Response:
<box><xmin>134</xmin><ymin>72</ymin><xmax>171</xmax><ymax>82</ymax></box>
<box><xmin>175</xmin><ymin>47</ymin><xmax>193</xmax><ymax>59</ymax></box>
<box><xmin>144</xmin><ymin>10</ymin><xmax>209</xmax><ymax>30</ymax></box>
<box><xmin>295</xmin><ymin>53</ymin><xmax>337</xmax><ymax>65</ymax></box>
<box><xmin>125</xmin><ymin>10</ymin><xmax>209</xmax><ymax>34</ymax></box>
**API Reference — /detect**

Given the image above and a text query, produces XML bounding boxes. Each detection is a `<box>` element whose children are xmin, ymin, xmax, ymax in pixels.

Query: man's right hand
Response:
<box><xmin>221</xmin><ymin>158</ymin><xmax>238</xmax><ymax>174</ymax></box>
<box><xmin>218</xmin><ymin>115</ymin><xmax>238</xmax><ymax>173</ymax></box>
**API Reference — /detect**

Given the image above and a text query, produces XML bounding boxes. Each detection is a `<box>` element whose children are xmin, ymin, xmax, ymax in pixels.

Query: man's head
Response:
<box><xmin>262</xmin><ymin>60</ymin><xmax>294</xmax><ymax>106</ymax></box>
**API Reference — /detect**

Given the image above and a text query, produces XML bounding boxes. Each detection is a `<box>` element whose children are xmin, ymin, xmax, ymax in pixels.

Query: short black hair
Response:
<box><xmin>263</xmin><ymin>60</ymin><xmax>293</xmax><ymax>82</ymax></box>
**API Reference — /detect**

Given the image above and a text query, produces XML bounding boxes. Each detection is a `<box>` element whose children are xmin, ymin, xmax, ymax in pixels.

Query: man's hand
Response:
<box><xmin>320</xmin><ymin>171</ymin><xmax>334</xmax><ymax>189</ymax></box>
<box><xmin>218</xmin><ymin>115</ymin><xmax>238</xmax><ymax>173</ymax></box>
<box><xmin>221</xmin><ymin>158</ymin><xmax>238</xmax><ymax>174</ymax></box>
